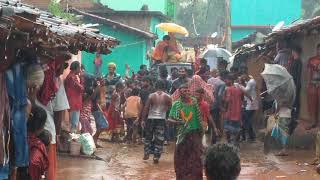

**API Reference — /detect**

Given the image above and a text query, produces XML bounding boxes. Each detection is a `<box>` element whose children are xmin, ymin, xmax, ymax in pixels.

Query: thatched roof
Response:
<box><xmin>233</xmin><ymin>17</ymin><xmax>320</xmax><ymax>63</ymax></box>
<box><xmin>0</xmin><ymin>0</ymin><xmax>119</xmax><ymax>56</ymax></box>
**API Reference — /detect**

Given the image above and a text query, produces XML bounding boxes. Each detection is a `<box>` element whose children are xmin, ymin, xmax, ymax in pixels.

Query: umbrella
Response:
<box><xmin>199</xmin><ymin>45</ymin><xmax>232</xmax><ymax>69</ymax></box>
<box><xmin>261</xmin><ymin>64</ymin><xmax>296</xmax><ymax>107</ymax></box>
<box><xmin>156</xmin><ymin>23</ymin><xmax>189</xmax><ymax>36</ymax></box>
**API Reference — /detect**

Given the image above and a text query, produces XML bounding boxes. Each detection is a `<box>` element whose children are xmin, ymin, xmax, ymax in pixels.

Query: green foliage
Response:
<box><xmin>48</xmin><ymin>1</ymin><xmax>77</xmax><ymax>22</ymax></box>
<box><xmin>302</xmin><ymin>0</ymin><xmax>320</xmax><ymax>19</ymax></box>
<box><xmin>175</xmin><ymin>0</ymin><xmax>226</xmax><ymax>37</ymax></box>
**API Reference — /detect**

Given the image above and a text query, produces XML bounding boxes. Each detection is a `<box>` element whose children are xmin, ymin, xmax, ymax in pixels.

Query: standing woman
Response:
<box><xmin>65</xmin><ymin>61</ymin><xmax>84</xmax><ymax>133</ymax></box>
<box><xmin>168</xmin><ymin>84</ymin><xmax>203</xmax><ymax>180</ymax></box>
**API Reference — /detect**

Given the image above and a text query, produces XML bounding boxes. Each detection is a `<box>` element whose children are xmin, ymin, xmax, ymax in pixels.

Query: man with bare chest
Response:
<box><xmin>307</xmin><ymin>44</ymin><xmax>320</xmax><ymax>130</ymax></box>
<box><xmin>141</xmin><ymin>80</ymin><xmax>172</xmax><ymax>163</ymax></box>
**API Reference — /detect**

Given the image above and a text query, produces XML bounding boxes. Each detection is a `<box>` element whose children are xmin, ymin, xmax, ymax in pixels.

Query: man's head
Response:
<box><xmin>163</xmin><ymin>35</ymin><xmax>171</xmax><ymax>43</ymax></box>
<box><xmin>178</xmin><ymin>67</ymin><xmax>188</xmax><ymax>79</ymax></box>
<box><xmin>210</xmin><ymin>69</ymin><xmax>219</xmax><ymax>78</ymax></box>
<box><xmin>70</xmin><ymin>61</ymin><xmax>81</xmax><ymax>75</ymax></box>
<box><xmin>141</xmin><ymin>76</ymin><xmax>152</xmax><ymax>88</ymax></box>
<box><xmin>291</xmin><ymin>46</ymin><xmax>302</xmax><ymax>59</ymax></box>
<box><xmin>179</xmin><ymin>83</ymin><xmax>190</xmax><ymax>99</ymax></box>
<box><xmin>155</xmin><ymin>80</ymin><xmax>166</xmax><ymax>91</ymax></box>
<box><xmin>108</xmin><ymin>62</ymin><xmax>116</xmax><ymax>74</ymax></box>
<box><xmin>115</xmin><ymin>82</ymin><xmax>125</xmax><ymax>92</ymax></box>
<box><xmin>205</xmin><ymin>144</ymin><xmax>241</xmax><ymax>180</ymax></box>
<box><xmin>131</xmin><ymin>88</ymin><xmax>140</xmax><ymax>96</ymax></box>
<box><xmin>171</xmin><ymin>67</ymin><xmax>179</xmax><ymax>79</ymax></box>
<box><xmin>200</xmin><ymin>58</ymin><xmax>207</xmax><ymax>66</ymax></box>
<box><xmin>225</xmin><ymin>73</ymin><xmax>234</xmax><ymax>86</ymax></box>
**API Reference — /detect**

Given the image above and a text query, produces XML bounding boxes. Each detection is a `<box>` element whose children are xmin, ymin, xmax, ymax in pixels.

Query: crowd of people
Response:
<box><xmin>22</xmin><ymin>39</ymin><xmax>311</xmax><ymax>180</ymax></box>
<box><xmin>65</xmin><ymin>55</ymin><xmax>258</xmax><ymax>179</ymax></box>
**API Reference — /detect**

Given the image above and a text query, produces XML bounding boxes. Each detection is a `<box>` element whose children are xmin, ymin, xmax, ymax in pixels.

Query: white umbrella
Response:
<box><xmin>199</xmin><ymin>45</ymin><xmax>232</xmax><ymax>69</ymax></box>
<box><xmin>261</xmin><ymin>64</ymin><xmax>296</xmax><ymax>107</ymax></box>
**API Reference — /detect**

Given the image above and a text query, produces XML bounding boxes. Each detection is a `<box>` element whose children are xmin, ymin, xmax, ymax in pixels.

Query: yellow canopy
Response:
<box><xmin>156</xmin><ymin>23</ymin><xmax>189</xmax><ymax>37</ymax></box>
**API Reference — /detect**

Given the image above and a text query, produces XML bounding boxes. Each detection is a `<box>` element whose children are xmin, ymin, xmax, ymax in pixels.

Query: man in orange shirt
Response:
<box><xmin>152</xmin><ymin>35</ymin><xmax>171</xmax><ymax>64</ymax></box>
<box><xmin>306</xmin><ymin>44</ymin><xmax>320</xmax><ymax>130</ymax></box>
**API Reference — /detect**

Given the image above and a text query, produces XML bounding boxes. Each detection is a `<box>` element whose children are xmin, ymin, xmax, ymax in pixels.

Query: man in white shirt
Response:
<box><xmin>241</xmin><ymin>69</ymin><xmax>259</xmax><ymax>141</ymax></box>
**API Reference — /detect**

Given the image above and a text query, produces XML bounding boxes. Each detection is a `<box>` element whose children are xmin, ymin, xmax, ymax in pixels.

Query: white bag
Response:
<box><xmin>79</xmin><ymin>133</ymin><xmax>96</xmax><ymax>156</ymax></box>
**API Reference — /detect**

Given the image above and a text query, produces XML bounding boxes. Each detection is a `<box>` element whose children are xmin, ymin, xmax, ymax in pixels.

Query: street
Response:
<box><xmin>57</xmin><ymin>137</ymin><xmax>320</xmax><ymax>180</ymax></box>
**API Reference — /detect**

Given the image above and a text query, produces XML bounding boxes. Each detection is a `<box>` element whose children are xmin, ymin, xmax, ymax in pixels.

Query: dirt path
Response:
<box><xmin>57</xmin><ymin>140</ymin><xmax>320</xmax><ymax>180</ymax></box>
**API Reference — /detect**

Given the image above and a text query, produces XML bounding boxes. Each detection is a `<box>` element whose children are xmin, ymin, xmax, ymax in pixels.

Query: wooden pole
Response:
<box><xmin>225</xmin><ymin>0</ymin><xmax>232</xmax><ymax>52</ymax></box>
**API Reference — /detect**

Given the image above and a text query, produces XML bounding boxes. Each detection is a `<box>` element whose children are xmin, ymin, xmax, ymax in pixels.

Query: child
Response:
<box><xmin>222</xmin><ymin>74</ymin><xmax>244</xmax><ymax>147</ymax></box>
<box><xmin>27</xmin><ymin>105</ymin><xmax>49</xmax><ymax>180</ymax></box>
<box><xmin>123</xmin><ymin>88</ymin><xmax>142</xmax><ymax>143</ymax></box>
<box><xmin>195</xmin><ymin>88</ymin><xmax>219</xmax><ymax>144</ymax></box>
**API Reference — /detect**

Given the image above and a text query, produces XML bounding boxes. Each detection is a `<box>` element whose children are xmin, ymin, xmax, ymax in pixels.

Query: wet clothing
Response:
<box><xmin>272</xmin><ymin>107</ymin><xmax>291</xmax><ymax>146</ymax></box>
<box><xmin>5</xmin><ymin>63</ymin><xmax>29</xmax><ymax>167</ymax></box>
<box><xmin>152</xmin><ymin>41</ymin><xmax>169</xmax><ymax>62</ymax></box>
<box><xmin>174</xmin><ymin>131</ymin><xmax>203</xmax><ymax>180</ymax></box>
<box><xmin>80</xmin><ymin>101</ymin><xmax>93</xmax><ymax>135</ymax></box>
<box><xmin>224</xmin><ymin>86</ymin><xmax>244</xmax><ymax>121</ymax></box>
<box><xmin>169</xmin><ymin>97</ymin><xmax>203</xmax><ymax>144</ymax></box>
<box><xmin>124</xmin><ymin>96</ymin><xmax>141</xmax><ymax>119</ymax></box>
<box><xmin>144</xmin><ymin>119</ymin><xmax>166</xmax><ymax>158</ymax></box>
<box><xmin>37</xmin><ymin>61</ymin><xmax>59</xmax><ymax>106</ymax></box>
<box><xmin>65</xmin><ymin>72</ymin><xmax>84</xmax><ymax>111</ymax></box>
<box><xmin>107</xmin><ymin>91</ymin><xmax>123</xmax><ymax>133</ymax></box>
<box><xmin>93</xmin><ymin>110</ymin><xmax>108</xmax><ymax>130</ymax></box>
<box><xmin>124</xmin><ymin>118</ymin><xmax>137</xmax><ymax>142</ymax></box>
<box><xmin>147</xmin><ymin>101</ymin><xmax>168</xmax><ymax>120</ymax></box>
<box><xmin>28</xmin><ymin>134</ymin><xmax>49</xmax><ymax>180</ymax></box>
<box><xmin>104</xmin><ymin>73</ymin><xmax>122</xmax><ymax>108</ymax></box>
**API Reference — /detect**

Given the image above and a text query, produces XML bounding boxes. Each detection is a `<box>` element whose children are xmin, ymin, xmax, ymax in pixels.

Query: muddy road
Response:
<box><xmin>57</xmin><ymin>140</ymin><xmax>320</xmax><ymax>180</ymax></box>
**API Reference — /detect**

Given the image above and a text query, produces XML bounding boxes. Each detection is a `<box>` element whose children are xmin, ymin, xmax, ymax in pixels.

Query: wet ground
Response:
<box><xmin>57</xmin><ymin>138</ymin><xmax>320</xmax><ymax>180</ymax></box>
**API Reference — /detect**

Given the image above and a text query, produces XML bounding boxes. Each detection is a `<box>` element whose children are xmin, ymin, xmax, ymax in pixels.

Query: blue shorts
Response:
<box><xmin>93</xmin><ymin>111</ymin><xmax>109</xmax><ymax>130</ymax></box>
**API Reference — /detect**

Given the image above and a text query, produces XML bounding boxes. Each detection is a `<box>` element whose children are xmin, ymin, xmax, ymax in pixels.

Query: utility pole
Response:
<box><xmin>225</xmin><ymin>0</ymin><xmax>232</xmax><ymax>52</ymax></box>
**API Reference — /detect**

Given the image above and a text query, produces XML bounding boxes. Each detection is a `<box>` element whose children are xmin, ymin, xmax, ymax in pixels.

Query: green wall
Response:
<box><xmin>82</xmin><ymin>24</ymin><xmax>148</xmax><ymax>76</ymax></box>
<box><xmin>231</xmin><ymin>0</ymin><xmax>301</xmax><ymax>41</ymax></box>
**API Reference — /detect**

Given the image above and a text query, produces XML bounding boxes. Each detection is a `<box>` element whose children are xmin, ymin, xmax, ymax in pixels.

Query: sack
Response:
<box><xmin>79</xmin><ymin>133</ymin><xmax>96</xmax><ymax>156</ymax></box>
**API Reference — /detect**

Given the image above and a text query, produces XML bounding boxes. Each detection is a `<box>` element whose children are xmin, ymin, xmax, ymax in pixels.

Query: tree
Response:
<box><xmin>175</xmin><ymin>0</ymin><xmax>226</xmax><ymax>37</ymax></box>
<box><xmin>302</xmin><ymin>0</ymin><xmax>320</xmax><ymax>19</ymax></box>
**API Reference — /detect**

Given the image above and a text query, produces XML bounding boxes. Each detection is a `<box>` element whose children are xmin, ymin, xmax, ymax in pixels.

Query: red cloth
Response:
<box><xmin>28</xmin><ymin>134</ymin><xmax>49</xmax><ymax>180</ymax></box>
<box><xmin>199</xmin><ymin>100</ymin><xmax>210</xmax><ymax>124</ymax></box>
<box><xmin>106</xmin><ymin>92</ymin><xmax>123</xmax><ymax>132</ymax></box>
<box><xmin>65</xmin><ymin>72</ymin><xmax>84</xmax><ymax>111</ymax></box>
<box><xmin>152</xmin><ymin>41</ymin><xmax>169</xmax><ymax>61</ymax></box>
<box><xmin>37</xmin><ymin>61</ymin><xmax>59</xmax><ymax>106</ymax></box>
<box><xmin>224</xmin><ymin>86</ymin><xmax>243</xmax><ymax>121</ymax></box>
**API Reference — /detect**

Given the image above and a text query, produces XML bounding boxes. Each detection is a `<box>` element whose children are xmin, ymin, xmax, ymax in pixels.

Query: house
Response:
<box><xmin>231</xmin><ymin>0</ymin><xmax>302</xmax><ymax>42</ymax></box>
<box><xmin>100</xmin><ymin>0</ymin><xmax>176</xmax><ymax>19</ymax></box>
<box><xmin>73</xmin><ymin>8</ymin><xmax>158</xmax><ymax>75</ymax></box>
<box><xmin>233</xmin><ymin>16</ymin><xmax>320</xmax><ymax>123</ymax></box>
<box><xmin>22</xmin><ymin>0</ymin><xmax>172</xmax><ymax>75</ymax></box>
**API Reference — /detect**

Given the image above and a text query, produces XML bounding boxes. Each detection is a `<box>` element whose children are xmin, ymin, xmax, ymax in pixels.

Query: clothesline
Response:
<box><xmin>115</xmin><ymin>41</ymin><xmax>146</xmax><ymax>48</ymax></box>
